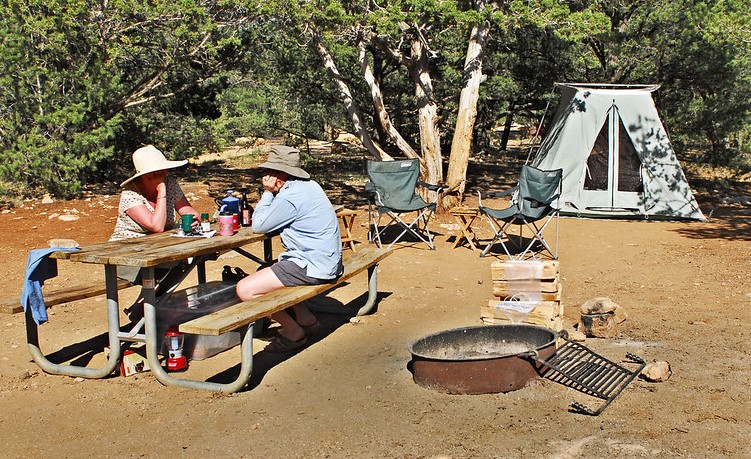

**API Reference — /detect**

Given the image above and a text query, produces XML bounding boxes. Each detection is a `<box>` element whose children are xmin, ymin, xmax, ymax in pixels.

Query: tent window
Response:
<box><xmin>584</xmin><ymin>121</ymin><xmax>609</xmax><ymax>190</ymax></box>
<box><xmin>617</xmin><ymin>119</ymin><xmax>643</xmax><ymax>192</ymax></box>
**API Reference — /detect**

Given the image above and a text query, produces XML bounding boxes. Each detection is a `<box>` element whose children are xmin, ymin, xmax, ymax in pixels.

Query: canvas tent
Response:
<box><xmin>531</xmin><ymin>83</ymin><xmax>705</xmax><ymax>220</ymax></box>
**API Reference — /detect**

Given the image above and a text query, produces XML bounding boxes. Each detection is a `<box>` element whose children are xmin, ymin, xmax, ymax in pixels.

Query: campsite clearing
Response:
<box><xmin>0</xmin><ymin>146</ymin><xmax>749</xmax><ymax>458</ymax></box>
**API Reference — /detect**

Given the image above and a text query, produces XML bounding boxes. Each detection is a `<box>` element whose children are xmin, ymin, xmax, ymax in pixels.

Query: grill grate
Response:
<box><xmin>529</xmin><ymin>337</ymin><xmax>646</xmax><ymax>416</ymax></box>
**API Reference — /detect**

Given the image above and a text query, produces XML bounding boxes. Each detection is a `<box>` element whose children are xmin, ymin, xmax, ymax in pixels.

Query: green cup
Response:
<box><xmin>181</xmin><ymin>214</ymin><xmax>194</xmax><ymax>233</ymax></box>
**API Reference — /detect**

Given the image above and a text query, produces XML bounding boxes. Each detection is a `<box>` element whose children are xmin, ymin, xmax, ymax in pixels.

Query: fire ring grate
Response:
<box><xmin>524</xmin><ymin>335</ymin><xmax>647</xmax><ymax>416</ymax></box>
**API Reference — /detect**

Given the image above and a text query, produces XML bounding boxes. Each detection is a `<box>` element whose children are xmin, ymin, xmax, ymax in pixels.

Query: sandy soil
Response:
<box><xmin>0</xmin><ymin>147</ymin><xmax>750</xmax><ymax>458</ymax></box>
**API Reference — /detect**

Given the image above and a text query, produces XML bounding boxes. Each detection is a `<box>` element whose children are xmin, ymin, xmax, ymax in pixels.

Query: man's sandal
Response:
<box><xmin>264</xmin><ymin>333</ymin><xmax>308</xmax><ymax>353</ymax></box>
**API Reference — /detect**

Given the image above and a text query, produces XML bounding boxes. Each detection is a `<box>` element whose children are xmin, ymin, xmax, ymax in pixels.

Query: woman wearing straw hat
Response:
<box><xmin>110</xmin><ymin>145</ymin><xmax>201</xmax><ymax>320</ymax></box>
<box><xmin>111</xmin><ymin>145</ymin><xmax>200</xmax><ymax>242</ymax></box>
<box><xmin>236</xmin><ymin>145</ymin><xmax>343</xmax><ymax>353</ymax></box>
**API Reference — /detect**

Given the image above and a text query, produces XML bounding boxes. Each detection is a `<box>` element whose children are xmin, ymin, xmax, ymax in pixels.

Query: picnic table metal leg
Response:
<box><xmin>196</xmin><ymin>261</ymin><xmax>207</xmax><ymax>284</ymax></box>
<box><xmin>25</xmin><ymin>264</ymin><xmax>122</xmax><ymax>379</ymax></box>
<box><xmin>141</xmin><ymin>267</ymin><xmax>256</xmax><ymax>393</ymax></box>
<box><xmin>234</xmin><ymin>235</ymin><xmax>275</xmax><ymax>266</ymax></box>
<box><xmin>356</xmin><ymin>264</ymin><xmax>379</xmax><ymax>316</ymax></box>
<box><xmin>264</xmin><ymin>236</ymin><xmax>273</xmax><ymax>264</ymax></box>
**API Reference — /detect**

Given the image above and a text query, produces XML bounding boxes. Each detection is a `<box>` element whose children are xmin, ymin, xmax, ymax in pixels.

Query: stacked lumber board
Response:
<box><xmin>481</xmin><ymin>259</ymin><xmax>563</xmax><ymax>331</ymax></box>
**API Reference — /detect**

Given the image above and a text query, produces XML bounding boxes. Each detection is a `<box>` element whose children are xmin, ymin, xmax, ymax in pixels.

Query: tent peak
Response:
<box><xmin>554</xmin><ymin>82</ymin><xmax>660</xmax><ymax>92</ymax></box>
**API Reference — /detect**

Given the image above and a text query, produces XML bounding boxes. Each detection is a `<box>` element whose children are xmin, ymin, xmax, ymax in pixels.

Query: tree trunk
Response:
<box><xmin>499</xmin><ymin>100</ymin><xmax>516</xmax><ymax>151</ymax></box>
<box><xmin>411</xmin><ymin>35</ymin><xmax>443</xmax><ymax>191</ymax></box>
<box><xmin>310</xmin><ymin>28</ymin><xmax>388</xmax><ymax>160</ymax></box>
<box><xmin>357</xmin><ymin>36</ymin><xmax>418</xmax><ymax>160</ymax></box>
<box><xmin>443</xmin><ymin>0</ymin><xmax>491</xmax><ymax>211</ymax></box>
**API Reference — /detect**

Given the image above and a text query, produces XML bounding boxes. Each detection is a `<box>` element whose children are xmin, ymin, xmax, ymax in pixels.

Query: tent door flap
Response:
<box><xmin>581</xmin><ymin>105</ymin><xmax>643</xmax><ymax>210</ymax></box>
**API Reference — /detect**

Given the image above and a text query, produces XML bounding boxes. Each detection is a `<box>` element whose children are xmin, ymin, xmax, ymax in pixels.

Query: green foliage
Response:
<box><xmin>0</xmin><ymin>1</ymin><xmax>116</xmax><ymax>196</ymax></box>
<box><xmin>0</xmin><ymin>0</ymin><xmax>252</xmax><ymax>197</ymax></box>
<box><xmin>211</xmin><ymin>18</ymin><xmax>349</xmax><ymax>142</ymax></box>
<box><xmin>633</xmin><ymin>0</ymin><xmax>751</xmax><ymax>164</ymax></box>
<box><xmin>0</xmin><ymin>0</ymin><xmax>748</xmax><ymax>200</ymax></box>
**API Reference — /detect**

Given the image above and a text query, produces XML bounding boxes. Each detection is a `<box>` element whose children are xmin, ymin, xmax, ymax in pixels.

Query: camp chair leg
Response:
<box><xmin>479</xmin><ymin>215</ymin><xmax>501</xmax><ymax>257</ymax></box>
<box><xmin>421</xmin><ymin>214</ymin><xmax>436</xmax><ymax>250</ymax></box>
<box><xmin>518</xmin><ymin>227</ymin><xmax>546</xmax><ymax>259</ymax></box>
<box><xmin>480</xmin><ymin>215</ymin><xmax>513</xmax><ymax>258</ymax></box>
<box><xmin>370</xmin><ymin>212</ymin><xmax>397</xmax><ymax>248</ymax></box>
<box><xmin>369</xmin><ymin>226</ymin><xmax>381</xmax><ymax>247</ymax></box>
<box><xmin>370</xmin><ymin>208</ymin><xmax>436</xmax><ymax>250</ymax></box>
<box><xmin>367</xmin><ymin>206</ymin><xmax>384</xmax><ymax>248</ymax></box>
<box><xmin>384</xmin><ymin>213</ymin><xmax>435</xmax><ymax>250</ymax></box>
<box><xmin>503</xmin><ymin>214</ymin><xmax>559</xmax><ymax>260</ymax></box>
<box><xmin>521</xmin><ymin>215</ymin><xmax>559</xmax><ymax>260</ymax></box>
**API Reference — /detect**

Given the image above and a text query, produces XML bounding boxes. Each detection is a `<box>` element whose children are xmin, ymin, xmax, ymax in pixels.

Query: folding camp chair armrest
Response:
<box><xmin>417</xmin><ymin>180</ymin><xmax>444</xmax><ymax>193</ymax></box>
<box><xmin>523</xmin><ymin>192</ymin><xmax>561</xmax><ymax>208</ymax></box>
<box><xmin>476</xmin><ymin>185</ymin><xmax>518</xmax><ymax>199</ymax></box>
<box><xmin>476</xmin><ymin>187</ymin><xmax>516</xmax><ymax>209</ymax></box>
<box><xmin>363</xmin><ymin>181</ymin><xmax>379</xmax><ymax>202</ymax></box>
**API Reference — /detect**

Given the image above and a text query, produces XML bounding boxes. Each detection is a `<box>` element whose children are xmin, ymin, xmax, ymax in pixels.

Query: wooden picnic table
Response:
<box><xmin>50</xmin><ymin>227</ymin><xmax>272</xmax><ymax>268</ymax></box>
<box><xmin>27</xmin><ymin>227</ymin><xmax>271</xmax><ymax>386</ymax></box>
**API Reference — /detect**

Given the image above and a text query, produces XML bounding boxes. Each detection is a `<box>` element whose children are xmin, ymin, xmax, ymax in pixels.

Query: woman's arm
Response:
<box><xmin>126</xmin><ymin>182</ymin><xmax>169</xmax><ymax>233</ymax></box>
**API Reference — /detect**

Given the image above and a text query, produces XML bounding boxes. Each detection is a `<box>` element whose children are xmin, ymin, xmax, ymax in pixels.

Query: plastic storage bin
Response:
<box><xmin>156</xmin><ymin>281</ymin><xmax>246</xmax><ymax>360</ymax></box>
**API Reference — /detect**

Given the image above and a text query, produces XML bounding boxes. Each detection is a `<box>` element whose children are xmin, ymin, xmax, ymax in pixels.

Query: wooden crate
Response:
<box><xmin>493</xmin><ymin>276</ymin><xmax>561</xmax><ymax>294</ymax></box>
<box><xmin>491</xmin><ymin>260</ymin><xmax>559</xmax><ymax>280</ymax></box>
<box><xmin>493</xmin><ymin>287</ymin><xmax>562</xmax><ymax>302</ymax></box>
<box><xmin>481</xmin><ymin>315</ymin><xmax>564</xmax><ymax>332</ymax></box>
<box><xmin>485</xmin><ymin>259</ymin><xmax>563</xmax><ymax>331</ymax></box>
<box><xmin>482</xmin><ymin>300</ymin><xmax>564</xmax><ymax>319</ymax></box>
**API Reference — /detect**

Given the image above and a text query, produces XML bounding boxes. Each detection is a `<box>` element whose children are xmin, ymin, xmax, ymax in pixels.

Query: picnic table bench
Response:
<box><xmin>180</xmin><ymin>247</ymin><xmax>391</xmax><ymax>336</ymax></box>
<box><xmin>0</xmin><ymin>278</ymin><xmax>134</xmax><ymax>315</ymax></box>
<box><xmin>172</xmin><ymin>246</ymin><xmax>392</xmax><ymax>393</ymax></box>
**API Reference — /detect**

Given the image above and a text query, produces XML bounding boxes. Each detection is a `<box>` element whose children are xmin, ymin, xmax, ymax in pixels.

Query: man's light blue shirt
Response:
<box><xmin>252</xmin><ymin>179</ymin><xmax>342</xmax><ymax>280</ymax></box>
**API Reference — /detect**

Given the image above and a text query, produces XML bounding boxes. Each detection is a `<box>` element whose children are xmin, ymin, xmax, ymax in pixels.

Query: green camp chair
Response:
<box><xmin>365</xmin><ymin>159</ymin><xmax>445</xmax><ymax>250</ymax></box>
<box><xmin>477</xmin><ymin>165</ymin><xmax>562</xmax><ymax>259</ymax></box>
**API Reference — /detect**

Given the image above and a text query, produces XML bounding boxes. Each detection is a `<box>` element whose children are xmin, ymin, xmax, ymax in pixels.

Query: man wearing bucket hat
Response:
<box><xmin>110</xmin><ymin>145</ymin><xmax>201</xmax><ymax>320</ymax></box>
<box><xmin>236</xmin><ymin>145</ymin><xmax>343</xmax><ymax>353</ymax></box>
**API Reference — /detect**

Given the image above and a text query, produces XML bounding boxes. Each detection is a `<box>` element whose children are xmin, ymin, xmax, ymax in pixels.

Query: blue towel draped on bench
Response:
<box><xmin>21</xmin><ymin>247</ymin><xmax>79</xmax><ymax>325</ymax></box>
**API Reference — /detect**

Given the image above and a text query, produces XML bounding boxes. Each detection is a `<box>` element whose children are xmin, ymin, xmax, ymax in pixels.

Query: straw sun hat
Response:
<box><xmin>258</xmin><ymin>145</ymin><xmax>310</xmax><ymax>179</ymax></box>
<box><xmin>120</xmin><ymin>145</ymin><xmax>188</xmax><ymax>187</ymax></box>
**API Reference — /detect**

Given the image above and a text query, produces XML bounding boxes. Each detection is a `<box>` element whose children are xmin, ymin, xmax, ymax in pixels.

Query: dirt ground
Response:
<box><xmin>0</xmin><ymin>145</ymin><xmax>750</xmax><ymax>458</ymax></box>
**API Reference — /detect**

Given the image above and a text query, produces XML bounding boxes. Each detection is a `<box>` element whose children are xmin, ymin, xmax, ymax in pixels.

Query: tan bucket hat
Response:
<box><xmin>121</xmin><ymin>145</ymin><xmax>188</xmax><ymax>187</ymax></box>
<box><xmin>258</xmin><ymin>145</ymin><xmax>310</xmax><ymax>179</ymax></box>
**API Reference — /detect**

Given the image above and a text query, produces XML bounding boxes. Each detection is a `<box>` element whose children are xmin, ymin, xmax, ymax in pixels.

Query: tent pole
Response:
<box><xmin>525</xmin><ymin>100</ymin><xmax>551</xmax><ymax>165</ymax></box>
